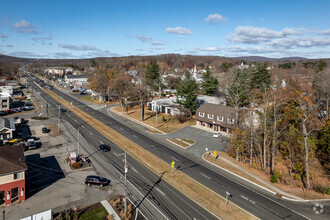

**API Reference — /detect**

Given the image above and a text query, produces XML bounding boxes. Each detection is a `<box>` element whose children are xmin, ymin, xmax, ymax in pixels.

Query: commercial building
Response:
<box><xmin>0</xmin><ymin>145</ymin><xmax>27</xmax><ymax>205</ymax></box>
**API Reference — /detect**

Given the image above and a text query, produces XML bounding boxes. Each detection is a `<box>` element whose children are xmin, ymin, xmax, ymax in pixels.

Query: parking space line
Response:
<box><xmin>133</xmin><ymin>135</ymin><xmax>138</xmax><ymax>139</ymax></box>
<box><xmin>89</xmin><ymin>132</ymin><xmax>93</xmax><ymax>135</ymax></box>
<box><xmin>100</xmin><ymin>141</ymin><xmax>104</xmax><ymax>144</ymax></box>
<box><xmin>119</xmin><ymin>127</ymin><xmax>124</xmax><ymax>130</ymax></box>
<box><xmin>156</xmin><ymin>188</ymin><xmax>165</xmax><ymax>196</ymax></box>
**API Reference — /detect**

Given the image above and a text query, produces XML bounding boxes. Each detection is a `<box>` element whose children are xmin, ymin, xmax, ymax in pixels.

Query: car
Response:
<box><xmin>42</xmin><ymin>127</ymin><xmax>50</xmax><ymax>133</ymax></box>
<box><xmin>60</xmin><ymin>107</ymin><xmax>66</xmax><ymax>113</ymax></box>
<box><xmin>213</xmin><ymin>132</ymin><xmax>222</xmax><ymax>138</ymax></box>
<box><xmin>8</xmin><ymin>139</ymin><xmax>19</xmax><ymax>144</ymax></box>
<box><xmin>24</xmin><ymin>102</ymin><xmax>33</xmax><ymax>106</ymax></box>
<box><xmin>0</xmin><ymin>111</ymin><xmax>6</xmax><ymax>116</ymax></box>
<box><xmin>85</xmin><ymin>175</ymin><xmax>110</xmax><ymax>187</ymax></box>
<box><xmin>22</xmin><ymin>106</ymin><xmax>34</xmax><ymax>111</ymax></box>
<box><xmin>5</xmin><ymin>109</ymin><xmax>15</xmax><ymax>114</ymax></box>
<box><xmin>99</xmin><ymin>144</ymin><xmax>111</xmax><ymax>152</ymax></box>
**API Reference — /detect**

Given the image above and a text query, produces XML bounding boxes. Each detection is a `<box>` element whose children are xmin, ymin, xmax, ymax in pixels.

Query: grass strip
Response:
<box><xmin>46</xmin><ymin>89</ymin><xmax>257</xmax><ymax>220</ymax></box>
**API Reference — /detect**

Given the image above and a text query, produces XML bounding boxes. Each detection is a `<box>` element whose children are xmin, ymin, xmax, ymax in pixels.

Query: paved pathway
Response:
<box><xmin>100</xmin><ymin>200</ymin><xmax>121</xmax><ymax>220</ymax></box>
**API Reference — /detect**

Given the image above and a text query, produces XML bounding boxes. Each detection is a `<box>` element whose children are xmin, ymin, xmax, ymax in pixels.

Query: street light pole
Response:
<box><xmin>77</xmin><ymin>126</ymin><xmax>80</xmax><ymax>156</ymax></box>
<box><xmin>225</xmin><ymin>191</ymin><xmax>231</xmax><ymax>207</ymax></box>
<box><xmin>118</xmin><ymin>151</ymin><xmax>129</xmax><ymax>219</ymax></box>
<box><xmin>2</xmin><ymin>210</ymin><xmax>5</xmax><ymax>220</ymax></box>
<box><xmin>58</xmin><ymin>105</ymin><xmax>60</xmax><ymax>133</ymax></box>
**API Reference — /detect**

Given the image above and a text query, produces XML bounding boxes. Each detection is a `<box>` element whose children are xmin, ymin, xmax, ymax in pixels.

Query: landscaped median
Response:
<box><xmin>45</xmin><ymin>89</ymin><xmax>257</xmax><ymax>220</ymax></box>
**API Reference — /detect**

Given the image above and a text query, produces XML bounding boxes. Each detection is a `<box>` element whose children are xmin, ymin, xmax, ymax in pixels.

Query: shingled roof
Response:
<box><xmin>0</xmin><ymin>145</ymin><xmax>27</xmax><ymax>176</ymax></box>
<box><xmin>196</xmin><ymin>103</ymin><xmax>236</xmax><ymax>128</ymax></box>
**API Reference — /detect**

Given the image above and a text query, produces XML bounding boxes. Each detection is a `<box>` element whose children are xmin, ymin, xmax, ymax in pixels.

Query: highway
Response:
<box><xmin>29</xmin><ymin>77</ymin><xmax>330</xmax><ymax>220</ymax></box>
<box><xmin>29</xmin><ymin>78</ymin><xmax>218</xmax><ymax>220</ymax></box>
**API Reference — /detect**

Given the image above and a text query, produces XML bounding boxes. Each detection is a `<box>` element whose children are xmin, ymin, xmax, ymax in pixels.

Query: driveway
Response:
<box><xmin>164</xmin><ymin>126</ymin><xmax>229</xmax><ymax>156</ymax></box>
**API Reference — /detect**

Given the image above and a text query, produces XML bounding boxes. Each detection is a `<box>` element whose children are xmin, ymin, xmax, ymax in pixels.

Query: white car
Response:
<box><xmin>213</xmin><ymin>132</ymin><xmax>222</xmax><ymax>138</ymax></box>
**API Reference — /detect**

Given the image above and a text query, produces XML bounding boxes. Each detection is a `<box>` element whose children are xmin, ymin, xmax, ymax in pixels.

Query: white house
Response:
<box><xmin>64</xmin><ymin>75</ymin><xmax>88</xmax><ymax>86</ymax></box>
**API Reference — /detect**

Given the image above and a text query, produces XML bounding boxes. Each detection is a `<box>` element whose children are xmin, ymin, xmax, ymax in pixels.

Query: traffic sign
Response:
<box><xmin>213</xmin><ymin>150</ymin><xmax>217</xmax><ymax>157</ymax></box>
<box><xmin>171</xmin><ymin>161</ymin><xmax>175</xmax><ymax>167</ymax></box>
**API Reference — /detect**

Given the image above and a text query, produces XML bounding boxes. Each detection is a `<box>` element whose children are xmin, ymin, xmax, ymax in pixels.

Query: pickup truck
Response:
<box><xmin>27</xmin><ymin>139</ymin><xmax>37</xmax><ymax>150</ymax></box>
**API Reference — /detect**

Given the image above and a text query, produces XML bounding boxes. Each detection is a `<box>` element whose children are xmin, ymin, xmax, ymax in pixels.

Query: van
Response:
<box><xmin>27</xmin><ymin>139</ymin><xmax>36</xmax><ymax>149</ymax></box>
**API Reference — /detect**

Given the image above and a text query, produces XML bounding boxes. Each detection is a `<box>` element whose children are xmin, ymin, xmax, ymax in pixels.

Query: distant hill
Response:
<box><xmin>234</xmin><ymin>56</ymin><xmax>309</xmax><ymax>62</ymax></box>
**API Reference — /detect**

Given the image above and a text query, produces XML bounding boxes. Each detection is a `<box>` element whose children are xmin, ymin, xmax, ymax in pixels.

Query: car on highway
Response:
<box><xmin>99</xmin><ymin>144</ymin><xmax>111</xmax><ymax>152</ymax></box>
<box><xmin>213</xmin><ymin>132</ymin><xmax>222</xmax><ymax>138</ymax></box>
<box><xmin>85</xmin><ymin>175</ymin><xmax>110</xmax><ymax>187</ymax></box>
<box><xmin>42</xmin><ymin>127</ymin><xmax>50</xmax><ymax>133</ymax></box>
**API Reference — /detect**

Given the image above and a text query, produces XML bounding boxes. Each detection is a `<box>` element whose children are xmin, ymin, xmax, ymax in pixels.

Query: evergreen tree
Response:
<box><xmin>201</xmin><ymin>67</ymin><xmax>219</xmax><ymax>96</ymax></box>
<box><xmin>250</xmin><ymin>64</ymin><xmax>271</xmax><ymax>90</ymax></box>
<box><xmin>176</xmin><ymin>72</ymin><xmax>198</xmax><ymax>114</ymax></box>
<box><xmin>145</xmin><ymin>59</ymin><xmax>161</xmax><ymax>92</ymax></box>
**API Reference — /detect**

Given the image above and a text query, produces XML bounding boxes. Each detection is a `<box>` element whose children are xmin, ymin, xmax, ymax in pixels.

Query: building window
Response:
<box><xmin>227</xmin><ymin>118</ymin><xmax>234</xmax><ymax>124</ymax></box>
<box><xmin>217</xmin><ymin>116</ymin><xmax>223</xmax><ymax>121</ymax></box>
<box><xmin>199</xmin><ymin>112</ymin><xmax>205</xmax><ymax>117</ymax></box>
<box><xmin>14</xmin><ymin>173</ymin><xmax>21</xmax><ymax>180</ymax></box>
<box><xmin>207</xmin><ymin>114</ymin><xmax>214</xmax><ymax>119</ymax></box>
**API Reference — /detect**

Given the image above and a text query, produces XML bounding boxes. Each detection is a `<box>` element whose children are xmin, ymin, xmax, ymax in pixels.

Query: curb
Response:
<box><xmin>202</xmin><ymin>153</ymin><xmax>330</xmax><ymax>202</ymax></box>
<box><xmin>108</xmin><ymin>108</ymin><xmax>166</xmax><ymax>134</ymax></box>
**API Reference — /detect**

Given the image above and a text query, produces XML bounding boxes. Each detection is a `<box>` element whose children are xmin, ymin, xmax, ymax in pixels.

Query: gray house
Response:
<box><xmin>195</xmin><ymin>103</ymin><xmax>236</xmax><ymax>133</ymax></box>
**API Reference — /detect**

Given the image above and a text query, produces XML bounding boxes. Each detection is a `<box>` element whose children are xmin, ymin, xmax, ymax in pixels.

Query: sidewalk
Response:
<box><xmin>100</xmin><ymin>200</ymin><xmax>121</xmax><ymax>220</ymax></box>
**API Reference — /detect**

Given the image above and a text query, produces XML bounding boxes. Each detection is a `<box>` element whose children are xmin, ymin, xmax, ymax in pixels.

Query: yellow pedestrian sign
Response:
<box><xmin>171</xmin><ymin>161</ymin><xmax>175</xmax><ymax>168</ymax></box>
<box><xmin>70</xmin><ymin>102</ymin><xmax>73</xmax><ymax>105</ymax></box>
<box><xmin>213</xmin><ymin>150</ymin><xmax>217</xmax><ymax>157</ymax></box>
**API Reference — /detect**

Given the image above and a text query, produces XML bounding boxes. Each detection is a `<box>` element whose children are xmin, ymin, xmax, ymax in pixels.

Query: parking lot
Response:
<box><xmin>3</xmin><ymin>116</ymin><xmax>119</xmax><ymax>220</ymax></box>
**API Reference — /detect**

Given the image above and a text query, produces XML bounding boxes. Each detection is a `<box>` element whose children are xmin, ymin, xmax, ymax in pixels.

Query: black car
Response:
<box><xmin>99</xmin><ymin>144</ymin><xmax>111</xmax><ymax>152</ymax></box>
<box><xmin>85</xmin><ymin>175</ymin><xmax>110</xmax><ymax>187</ymax></box>
<box><xmin>42</xmin><ymin>127</ymin><xmax>50</xmax><ymax>133</ymax></box>
<box><xmin>60</xmin><ymin>107</ymin><xmax>66</xmax><ymax>113</ymax></box>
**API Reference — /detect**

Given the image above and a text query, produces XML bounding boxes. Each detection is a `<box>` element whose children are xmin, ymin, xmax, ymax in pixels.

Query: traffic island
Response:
<box><xmin>166</xmin><ymin>138</ymin><xmax>195</xmax><ymax>148</ymax></box>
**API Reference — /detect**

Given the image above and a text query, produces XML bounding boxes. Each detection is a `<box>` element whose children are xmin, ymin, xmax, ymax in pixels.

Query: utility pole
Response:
<box><xmin>225</xmin><ymin>191</ymin><xmax>231</xmax><ymax>207</ymax></box>
<box><xmin>118</xmin><ymin>151</ymin><xmax>129</xmax><ymax>219</ymax></box>
<box><xmin>46</xmin><ymin>103</ymin><xmax>48</xmax><ymax>118</ymax></box>
<box><xmin>58</xmin><ymin>105</ymin><xmax>60</xmax><ymax>133</ymax></box>
<box><xmin>77</xmin><ymin>126</ymin><xmax>80</xmax><ymax>156</ymax></box>
<box><xmin>155</xmin><ymin>106</ymin><xmax>158</xmax><ymax>125</ymax></box>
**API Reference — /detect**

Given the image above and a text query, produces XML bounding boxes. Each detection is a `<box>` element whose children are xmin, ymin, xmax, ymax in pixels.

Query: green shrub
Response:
<box><xmin>270</xmin><ymin>175</ymin><xmax>278</xmax><ymax>183</ymax></box>
<box><xmin>274</xmin><ymin>170</ymin><xmax>282</xmax><ymax>181</ymax></box>
<box><xmin>312</xmin><ymin>184</ymin><xmax>329</xmax><ymax>194</ymax></box>
<box><xmin>162</xmin><ymin>116</ymin><xmax>166</xmax><ymax>122</ymax></box>
<box><xmin>31</xmin><ymin>116</ymin><xmax>48</xmax><ymax>120</ymax></box>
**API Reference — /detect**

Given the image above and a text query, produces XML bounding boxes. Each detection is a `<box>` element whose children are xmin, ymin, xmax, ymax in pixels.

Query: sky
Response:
<box><xmin>0</xmin><ymin>0</ymin><xmax>329</xmax><ymax>59</ymax></box>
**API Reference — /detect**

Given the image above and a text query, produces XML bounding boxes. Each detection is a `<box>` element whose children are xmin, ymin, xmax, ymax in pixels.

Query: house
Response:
<box><xmin>44</xmin><ymin>67</ymin><xmax>73</xmax><ymax>77</ymax></box>
<box><xmin>0</xmin><ymin>145</ymin><xmax>27</xmax><ymax>205</ymax></box>
<box><xmin>0</xmin><ymin>93</ymin><xmax>12</xmax><ymax>111</ymax></box>
<box><xmin>195</xmin><ymin>103</ymin><xmax>236</xmax><ymax>133</ymax></box>
<box><xmin>64</xmin><ymin>75</ymin><xmax>88</xmax><ymax>86</ymax></box>
<box><xmin>0</xmin><ymin>118</ymin><xmax>15</xmax><ymax>142</ymax></box>
<box><xmin>147</xmin><ymin>97</ymin><xmax>185</xmax><ymax>115</ymax></box>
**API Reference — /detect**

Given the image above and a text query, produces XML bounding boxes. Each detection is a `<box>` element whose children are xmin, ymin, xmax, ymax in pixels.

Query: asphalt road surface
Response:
<box><xmin>29</xmin><ymin>77</ymin><xmax>330</xmax><ymax>220</ymax></box>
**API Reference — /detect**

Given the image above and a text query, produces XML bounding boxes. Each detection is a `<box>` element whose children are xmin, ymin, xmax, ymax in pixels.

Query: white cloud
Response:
<box><xmin>318</xmin><ymin>29</ymin><xmax>330</xmax><ymax>35</ymax></box>
<box><xmin>12</xmin><ymin>19</ymin><xmax>39</xmax><ymax>34</ymax></box>
<box><xmin>0</xmin><ymin>33</ymin><xmax>8</xmax><ymax>38</ymax></box>
<box><xmin>58</xmin><ymin>43</ymin><xmax>100</xmax><ymax>51</ymax></box>
<box><xmin>9</xmin><ymin>51</ymin><xmax>45</xmax><ymax>58</ymax></box>
<box><xmin>136</xmin><ymin>34</ymin><xmax>152</xmax><ymax>42</ymax></box>
<box><xmin>228</xmin><ymin>46</ymin><xmax>279</xmax><ymax>54</ymax></box>
<box><xmin>151</xmin><ymin>41</ymin><xmax>166</xmax><ymax>45</ymax></box>
<box><xmin>166</xmin><ymin>27</ymin><xmax>192</xmax><ymax>35</ymax></box>
<box><xmin>269</xmin><ymin>37</ymin><xmax>330</xmax><ymax>48</ymax></box>
<box><xmin>205</xmin><ymin>13</ymin><xmax>227</xmax><ymax>24</ymax></box>
<box><xmin>229</xmin><ymin>26</ymin><xmax>297</xmax><ymax>44</ymax></box>
<box><xmin>32</xmin><ymin>37</ymin><xmax>52</xmax><ymax>44</ymax></box>
<box><xmin>187</xmin><ymin>47</ymin><xmax>222</xmax><ymax>54</ymax></box>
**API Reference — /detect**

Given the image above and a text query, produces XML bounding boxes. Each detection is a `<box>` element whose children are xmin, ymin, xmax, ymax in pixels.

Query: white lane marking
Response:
<box><xmin>100</xmin><ymin>141</ymin><xmax>104</xmax><ymax>144</ymax></box>
<box><xmin>249</xmin><ymin>200</ymin><xmax>256</xmax><ymax>205</ymax></box>
<box><xmin>133</xmin><ymin>135</ymin><xmax>138</xmax><ymax>138</ymax></box>
<box><xmin>81</xmin><ymin>125</ymin><xmax>85</xmax><ymax>128</ymax></box>
<box><xmin>119</xmin><ymin>127</ymin><xmax>124</xmax><ymax>130</ymax></box>
<box><xmin>241</xmin><ymin>195</ymin><xmax>249</xmax><ymax>200</ymax></box>
<box><xmin>200</xmin><ymin>173</ymin><xmax>211</xmax><ymax>179</ymax></box>
<box><xmin>73</xmin><ymin>119</ymin><xmax>77</xmax><ymax>122</ymax></box>
<box><xmin>131</xmin><ymin>167</ymin><xmax>138</xmax><ymax>173</ymax></box>
<box><xmin>89</xmin><ymin>132</ymin><xmax>93</xmax><ymax>135</ymax></box>
<box><xmin>156</xmin><ymin>188</ymin><xmax>165</xmax><ymax>196</ymax></box>
<box><xmin>113</xmin><ymin>152</ymin><xmax>118</xmax><ymax>156</ymax></box>
<box><xmin>171</xmin><ymin>156</ymin><xmax>178</xmax><ymax>161</ymax></box>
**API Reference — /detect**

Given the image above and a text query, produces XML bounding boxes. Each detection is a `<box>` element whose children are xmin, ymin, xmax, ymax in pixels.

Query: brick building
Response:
<box><xmin>0</xmin><ymin>145</ymin><xmax>27</xmax><ymax>205</ymax></box>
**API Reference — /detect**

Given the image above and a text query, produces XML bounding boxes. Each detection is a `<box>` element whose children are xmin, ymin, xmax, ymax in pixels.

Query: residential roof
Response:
<box><xmin>0</xmin><ymin>117</ymin><xmax>15</xmax><ymax>131</ymax></box>
<box><xmin>0</xmin><ymin>145</ymin><xmax>27</xmax><ymax>176</ymax></box>
<box><xmin>196</xmin><ymin>103</ymin><xmax>236</xmax><ymax>128</ymax></box>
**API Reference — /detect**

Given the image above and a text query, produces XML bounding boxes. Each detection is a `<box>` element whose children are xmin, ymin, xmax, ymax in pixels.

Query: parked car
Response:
<box><xmin>27</xmin><ymin>139</ymin><xmax>36</xmax><ymax>150</ymax></box>
<box><xmin>42</xmin><ymin>127</ymin><xmax>50</xmax><ymax>133</ymax></box>
<box><xmin>99</xmin><ymin>144</ymin><xmax>111</xmax><ymax>152</ymax></box>
<box><xmin>0</xmin><ymin>111</ymin><xmax>6</xmax><ymax>116</ymax></box>
<box><xmin>8</xmin><ymin>139</ymin><xmax>19</xmax><ymax>144</ymax></box>
<box><xmin>22</xmin><ymin>106</ymin><xmax>34</xmax><ymax>111</ymax></box>
<box><xmin>60</xmin><ymin>107</ymin><xmax>66</xmax><ymax>113</ymax></box>
<box><xmin>85</xmin><ymin>175</ymin><xmax>110</xmax><ymax>187</ymax></box>
<box><xmin>24</xmin><ymin>102</ymin><xmax>33</xmax><ymax>106</ymax></box>
<box><xmin>5</xmin><ymin>109</ymin><xmax>15</xmax><ymax>114</ymax></box>
<box><xmin>213</xmin><ymin>132</ymin><xmax>222</xmax><ymax>138</ymax></box>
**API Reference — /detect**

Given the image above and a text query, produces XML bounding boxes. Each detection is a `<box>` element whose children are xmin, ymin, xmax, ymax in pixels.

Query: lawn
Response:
<box><xmin>81</xmin><ymin>95</ymin><xmax>118</xmax><ymax>105</ymax></box>
<box><xmin>112</xmin><ymin>105</ymin><xmax>196</xmax><ymax>133</ymax></box>
<box><xmin>79</xmin><ymin>206</ymin><xmax>108</xmax><ymax>220</ymax></box>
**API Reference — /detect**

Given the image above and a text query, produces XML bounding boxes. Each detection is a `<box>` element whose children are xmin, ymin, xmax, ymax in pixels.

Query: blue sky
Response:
<box><xmin>0</xmin><ymin>0</ymin><xmax>329</xmax><ymax>59</ymax></box>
